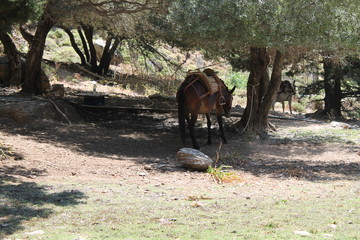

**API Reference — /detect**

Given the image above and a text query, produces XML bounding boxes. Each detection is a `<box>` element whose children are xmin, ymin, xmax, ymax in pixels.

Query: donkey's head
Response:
<box><xmin>219</xmin><ymin>85</ymin><xmax>236</xmax><ymax>118</ymax></box>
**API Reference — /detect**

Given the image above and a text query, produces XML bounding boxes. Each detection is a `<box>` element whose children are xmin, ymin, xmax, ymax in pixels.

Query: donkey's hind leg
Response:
<box><xmin>188</xmin><ymin>113</ymin><xmax>200</xmax><ymax>149</ymax></box>
<box><xmin>206</xmin><ymin>113</ymin><xmax>212</xmax><ymax>145</ymax></box>
<box><xmin>288</xmin><ymin>98</ymin><xmax>292</xmax><ymax>114</ymax></box>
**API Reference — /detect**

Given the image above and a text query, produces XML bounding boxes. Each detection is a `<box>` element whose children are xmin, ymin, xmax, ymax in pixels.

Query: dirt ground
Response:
<box><xmin>1</xmin><ymin>89</ymin><xmax>359</xmax><ymax>192</ymax></box>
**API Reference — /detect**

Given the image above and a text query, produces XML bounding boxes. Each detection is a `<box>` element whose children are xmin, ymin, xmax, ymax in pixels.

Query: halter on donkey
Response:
<box><xmin>176</xmin><ymin>68</ymin><xmax>235</xmax><ymax>149</ymax></box>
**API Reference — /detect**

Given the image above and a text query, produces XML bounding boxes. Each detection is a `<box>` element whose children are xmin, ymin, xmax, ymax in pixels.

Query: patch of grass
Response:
<box><xmin>3</xmin><ymin>181</ymin><xmax>359</xmax><ymax>240</ymax></box>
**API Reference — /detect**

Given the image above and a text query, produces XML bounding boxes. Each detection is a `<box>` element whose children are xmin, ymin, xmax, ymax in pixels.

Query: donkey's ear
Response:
<box><xmin>230</xmin><ymin>86</ymin><xmax>236</xmax><ymax>94</ymax></box>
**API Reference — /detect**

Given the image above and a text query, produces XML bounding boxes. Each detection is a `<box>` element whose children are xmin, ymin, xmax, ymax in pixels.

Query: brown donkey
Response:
<box><xmin>177</xmin><ymin>69</ymin><xmax>235</xmax><ymax>149</ymax></box>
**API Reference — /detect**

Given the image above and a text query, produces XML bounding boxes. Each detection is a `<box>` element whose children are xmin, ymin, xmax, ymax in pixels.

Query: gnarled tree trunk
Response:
<box><xmin>22</xmin><ymin>14</ymin><xmax>55</xmax><ymax>94</ymax></box>
<box><xmin>82</xmin><ymin>25</ymin><xmax>98</xmax><ymax>72</ymax></box>
<box><xmin>322</xmin><ymin>56</ymin><xmax>343</xmax><ymax>119</ymax></box>
<box><xmin>0</xmin><ymin>30</ymin><xmax>23</xmax><ymax>86</ymax></box>
<box><xmin>97</xmin><ymin>37</ymin><xmax>121</xmax><ymax>76</ymax></box>
<box><xmin>235</xmin><ymin>48</ymin><xmax>284</xmax><ymax>137</ymax></box>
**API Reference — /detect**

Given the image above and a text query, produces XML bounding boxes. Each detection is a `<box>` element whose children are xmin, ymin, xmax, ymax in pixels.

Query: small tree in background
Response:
<box><xmin>1</xmin><ymin>0</ymin><xmax>167</xmax><ymax>94</ymax></box>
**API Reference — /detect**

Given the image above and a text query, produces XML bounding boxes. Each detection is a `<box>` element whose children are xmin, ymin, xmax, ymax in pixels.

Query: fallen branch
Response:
<box><xmin>33</xmin><ymin>96</ymin><xmax>72</xmax><ymax>124</ymax></box>
<box><xmin>48</xmin><ymin>99</ymin><xmax>72</xmax><ymax>124</ymax></box>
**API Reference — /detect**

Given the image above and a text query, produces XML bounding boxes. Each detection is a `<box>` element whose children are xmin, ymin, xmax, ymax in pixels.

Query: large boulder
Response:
<box><xmin>176</xmin><ymin>148</ymin><xmax>213</xmax><ymax>171</ymax></box>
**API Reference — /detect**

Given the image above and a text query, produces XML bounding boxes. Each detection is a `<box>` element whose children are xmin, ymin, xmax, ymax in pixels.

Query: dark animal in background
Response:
<box><xmin>177</xmin><ymin>69</ymin><xmax>235</xmax><ymax>150</ymax></box>
<box><xmin>272</xmin><ymin>80</ymin><xmax>296</xmax><ymax>114</ymax></box>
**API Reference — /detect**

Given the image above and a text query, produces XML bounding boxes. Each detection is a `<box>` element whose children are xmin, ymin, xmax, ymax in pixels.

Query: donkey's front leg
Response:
<box><xmin>206</xmin><ymin>113</ymin><xmax>212</xmax><ymax>145</ymax></box>
<box><xmin>217</xmin><ymin>115</ymin><xmax>227</xmax><ymax>144</ymax></box>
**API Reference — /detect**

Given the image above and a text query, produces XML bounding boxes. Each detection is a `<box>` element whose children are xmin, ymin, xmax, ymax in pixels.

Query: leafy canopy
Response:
<box><xmin>156</xmin><ymin>0</ymin><xmax>360</xmax><ymax>55</ymax></box>
<box><xmin>0</xmin><ymin>0</ymin><xmax>44</xmax><ymax>31</ymax></box>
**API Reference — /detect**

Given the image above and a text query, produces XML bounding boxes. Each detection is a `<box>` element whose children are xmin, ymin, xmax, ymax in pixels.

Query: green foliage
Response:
<box><xmin>0</xmin><ymin>0</ymin><xmax>43</xmax><ymax>31</ymax></box>
<box><xmin>52</xmin><ymin>47</ymin><xmax>79</xmax><ymax>63</ymax></box>
<box><xmin>46</xmin><ymin>29</ymin><xmax>80</xmax><ymax>63</ymax></box>
<box><xmin>155</xmin><ymin>0</ymin><xmax>360</xmax><ymax>56</ymax></box>
<box><xmin>225</xmin><ymin>72</ymin><xmax>248</xmax><ymax>90</ymax></box>
<box><xmin>292</xmin><ymin>102</ymin><xmax>306</xmax><ymax>113</ymax></box>
<box><xmin>52</xmin><ymin>29</ymin><xmax>64</xmax><ymax>39</ymax></box>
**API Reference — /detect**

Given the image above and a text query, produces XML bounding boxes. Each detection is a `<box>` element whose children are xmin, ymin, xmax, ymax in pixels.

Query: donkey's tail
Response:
<box><xmin>177</xmin><ymin>84</ymin><xmax>187</xmax><ymax>146</ymax></box>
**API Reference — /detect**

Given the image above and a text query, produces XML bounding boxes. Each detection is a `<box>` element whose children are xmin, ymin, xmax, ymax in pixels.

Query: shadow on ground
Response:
<box><xmin>0</xmin><ymin>165</ymin><xmax>86</xmax><ymax>236</ymax></box>
<box><xmin>0</xmin><ymin>97</ymin><xmax>359</xmax><ymax>182</ymax></box>
<box><xmin>220</xmin><ymin>134</ymin><xmax>360</xmax><ymax>181</ymax></box>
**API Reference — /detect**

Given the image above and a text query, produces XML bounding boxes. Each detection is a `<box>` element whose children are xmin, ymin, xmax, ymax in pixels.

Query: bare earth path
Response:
<box><xmin>1</xmin><ymin>110</ymin><xmax>359</xmax><ymax>201</ymax></box>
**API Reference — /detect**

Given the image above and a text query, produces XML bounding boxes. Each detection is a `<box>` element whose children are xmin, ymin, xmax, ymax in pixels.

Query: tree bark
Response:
<box><xmin>97</xmin><ymin>37</ymin><xmax>112</xmax><ymax>75</ymax></box>
<box><xmin>235</xmin><ymin>48</ymin><xmax>284</xmax><ymax>137</ymax></box>
<box><xmin>78</xmin><ymin>28</ymin><xmax>90</xmax><ymax>63</ymax></box>
<box><xmin>19</xmin><ymin>25</ymin><xmax>34</xmax><ymax>44</ymax></box>
<box><xmin>63</xmin><ymin>28</ymin><xmax>86</xmax><ymax>65</ymax></box>
<box><xmin>0</xmin><ymin>30</ymin><xmax>23</xmax><ymax>86</ymax></box>
<box><xmin>322</xmin><ymin>56</ymin><xmax>343</xmax><ymax>119</ymax></box>
<box><xmin>97</xmin><ymin>37</ymin><xmax>121</xmax><ymax>75</ymax></box>
<box><xmin>22</xmin><ymin>13</ymin><xmax>55</xmax><ymax>94</ymax></box>
<box><xmin>82</xmin><ymin>25</ymin><xmax>98</xmax><ymax>72</ymax></box>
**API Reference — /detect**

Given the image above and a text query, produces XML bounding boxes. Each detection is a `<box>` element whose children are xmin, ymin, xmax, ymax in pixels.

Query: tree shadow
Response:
<box><xmin>0</xmin><ymin>98</ymin><xmax>358</xmax><ymax>182</ymax></box>
<box><xmin>220</xmin><ymin>136</ymin><xmax>360</xmax><ymax>182</ymax></box>
<box><xmin>236</xmin><ymin>158</ymin><xmax>360</xmax><ymax>181</ymax></box>
<box><xmin>0</xmin><ymin>165</ymin><xmax>86</xmax><ymax>236</ymax></box>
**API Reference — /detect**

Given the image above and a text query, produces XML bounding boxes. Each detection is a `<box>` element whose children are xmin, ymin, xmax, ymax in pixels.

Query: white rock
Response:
<box><xmin>176</xmin><ymin>148</ymin><xmax>213</xmax><ymax>171</ymax></box>
<box><xmin>328</xmin><ymin>224</ymin><xmax>337</xmax><ymax>229</ymax></box>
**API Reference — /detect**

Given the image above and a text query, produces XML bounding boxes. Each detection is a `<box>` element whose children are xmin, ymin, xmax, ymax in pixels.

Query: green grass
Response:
<box><xmin>2</xmin><ymin>180</ymin><xmax>359</xmax><ymax>240</ymax></box>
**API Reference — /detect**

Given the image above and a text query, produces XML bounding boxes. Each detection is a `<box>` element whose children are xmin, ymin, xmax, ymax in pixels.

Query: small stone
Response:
<box><xmin>144</xmin><ymin>165</ymin><xmax>152</xmax><ymax>170</ymax></box>
<box><xmin>294</xmin><ymin>231</ymin><xmax>311</xmax><ymax>236</ymax></box>
<box><xmin>328</xmin><ymin>224</ymin><xmax>337</xmax><ymax>229</ymax></box>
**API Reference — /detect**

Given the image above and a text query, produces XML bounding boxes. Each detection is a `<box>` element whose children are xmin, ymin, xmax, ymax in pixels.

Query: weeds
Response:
<box><xmin>207</xmin><ymin>165</ymin><xmax>243</xmax><ymax>184</ymax></box>
<box><xmin>207</xmin><ymin>143</ymin><xmax>244</xmax><ymax>184</ymax></box>
<box><xmin>0</xmin><ymin>144</ymin><xmax>12</xmax><ymax>160</ymax></box>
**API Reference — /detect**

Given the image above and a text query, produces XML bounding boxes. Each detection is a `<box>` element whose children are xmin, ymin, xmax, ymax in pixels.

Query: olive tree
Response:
<box><xmin>155</xmin><ymin>0</ymin><xmax>360</xmax><ymax>136</ymax></box>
